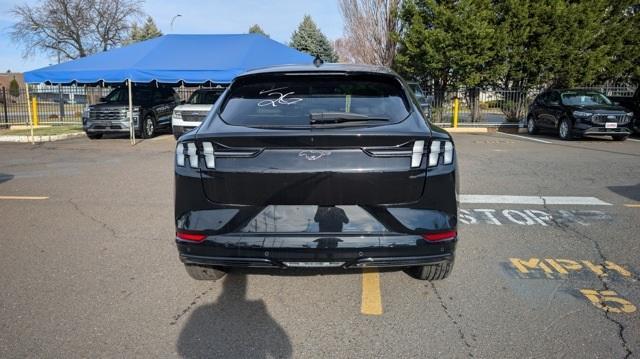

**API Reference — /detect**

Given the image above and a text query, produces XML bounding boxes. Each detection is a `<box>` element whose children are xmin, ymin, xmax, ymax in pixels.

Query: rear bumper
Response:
<box><xmin>180</xmin><ymin>252</ymin><xmax>454</xmax><ymax>269</ymax></box>
<box><xmin>176</xmin><ymin>233</ymin><xmax>457</xmax><ymax>269</ymax></box>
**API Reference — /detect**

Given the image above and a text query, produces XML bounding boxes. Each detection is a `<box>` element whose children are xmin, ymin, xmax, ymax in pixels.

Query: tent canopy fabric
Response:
<box><xmin>23</xmin><ymin>34</ymin><xmax>313</xmax><ymax>85</ymax></box>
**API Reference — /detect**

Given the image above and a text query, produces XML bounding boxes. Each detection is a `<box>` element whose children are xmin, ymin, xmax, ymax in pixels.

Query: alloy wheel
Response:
<box><xmin>559</xmin><ymin>120</ymin><xmax>569</xmax><ymax>139</ymax></box>
<box><xmin>145</xmin><ymin>118</ymin><xmax>154</xmax><ymax>137</ymax></box>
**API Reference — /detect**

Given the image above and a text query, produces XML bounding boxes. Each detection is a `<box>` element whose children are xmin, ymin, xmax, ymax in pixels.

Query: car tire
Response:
<box><xmin>405</xmin><ymin>260</ymin><xmax>454</xmax><ymax>281</ymax></box>
<box><xmin>558</xmin><ymin>118</ymin><xmax>572</xmax><ymax>140</ymax></box>
<box><xmin>140</xmin><ymin>115</ymin><xmax>156</xmax><ymax>139</ymax></box>
<box><xmin>87</xmin><ymin>133</ymin><xmax>103</xmax><ymax>140</ymax></box>
<box><xmin>612</xmin><ymin>135</ymin><xmax>628</xmax><ymax>141</ymax></box>
<box><xmin>184</xmin><ymin>264</ymin><xmax>227</xmax><ymax>281</ymax></box>
<box><xmin>527</xmin><ymin>115</ymin><xmax>538</xmax><ymax>135</ymax></box>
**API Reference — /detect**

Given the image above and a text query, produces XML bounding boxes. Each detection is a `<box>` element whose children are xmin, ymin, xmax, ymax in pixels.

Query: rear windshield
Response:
<box><xmin>561</xmin><ymin>92</ymin><xmax>612</xmax><ymax>106</ymax></box>
<box><xmin>219</xmin><ymin>75</ymin><xmax>410</xmax><ymax>127</ymax></box>
<box><xmin>188</xmin><ymin>90</ymin><xmax>223</xmax><ymax>105</ymax></box>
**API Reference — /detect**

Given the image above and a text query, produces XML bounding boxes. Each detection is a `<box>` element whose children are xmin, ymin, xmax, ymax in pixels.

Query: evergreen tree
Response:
<box><xmin>290</xmin><ymin>15</ymin><xmax>337</xmax><ymax>62</ymax></box>
<box><xmin>248</xmin><ymin>24</ymin><xmax>269</xmax><ymax>37</ymax></box>
<box><xmin>127</xmin><ymin>16</ymin><xmax>162</xmax><ymax>44</ymax></box>
<box><xmin>9</xmin><ymin>77</ymin><xmax>20</xmax><ymax>98</ymax></box>
<box><xmin>395</xmin><ymin>0</ymin><xmax>500</xmax><ymax>120</ymax></box>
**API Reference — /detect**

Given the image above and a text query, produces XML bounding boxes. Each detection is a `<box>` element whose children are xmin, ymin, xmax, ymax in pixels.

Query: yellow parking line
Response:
<box><xmin>0</xmin><ymin>196</ymin><xmax>49</xmax><ymax>200</ymax></box>
<box><xmin>361</xmin><ymin>269</ymin><xmax>383</xmax><ymax>315</ymax></box>
<box><xmin>624</xmin><ymin>204</ymin><xmax>640</xmax><ymax>208</ymax></box>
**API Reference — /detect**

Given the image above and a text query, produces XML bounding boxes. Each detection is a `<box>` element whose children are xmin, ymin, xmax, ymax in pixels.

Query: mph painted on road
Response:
<box><xmin>459</xmin><ymin>208</ymin><xmax>611</xmax><ymax>226</ymax></box>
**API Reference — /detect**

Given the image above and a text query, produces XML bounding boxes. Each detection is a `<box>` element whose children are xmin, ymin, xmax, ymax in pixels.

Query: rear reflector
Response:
<box><xmin>176</xmin><ymin>231</ymin><xmax>207</xmax><ymax>242</ymax></box>
<box><xmin>422</xmin><ymin>230</ymin><xmax>457</xmax><ymax>242</ymax></box>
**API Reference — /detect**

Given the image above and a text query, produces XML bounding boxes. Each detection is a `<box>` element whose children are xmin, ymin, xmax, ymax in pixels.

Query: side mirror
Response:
<box><xmin>180</xmin><ymin>100</ymin><xmax>186</xmax><ymax>105</ymax></box>
<box><xmin>99</xmin><ymin>96</ymin><xmax>106</xmax><ymax>102</ymax></box>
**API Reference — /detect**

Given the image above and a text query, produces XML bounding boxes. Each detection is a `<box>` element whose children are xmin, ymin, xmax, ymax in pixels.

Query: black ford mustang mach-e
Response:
<box><xmin>174</xmin><ymin>64</ymin><xmax>458</xmax><ymax>281</ymax></box>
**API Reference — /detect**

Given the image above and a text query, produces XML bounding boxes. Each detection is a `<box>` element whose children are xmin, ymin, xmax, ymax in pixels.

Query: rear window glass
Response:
<box><xmin>219</xmin><ymin>75</ymin><xmax>410</xmax><ymax>127</ymax></box>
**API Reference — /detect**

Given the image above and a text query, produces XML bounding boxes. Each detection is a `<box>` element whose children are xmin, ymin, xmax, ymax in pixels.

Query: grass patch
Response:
<box><xmin>0</xmin><ymin>125</ymin><xmax>83</xmax><ymax>136</ymax></box>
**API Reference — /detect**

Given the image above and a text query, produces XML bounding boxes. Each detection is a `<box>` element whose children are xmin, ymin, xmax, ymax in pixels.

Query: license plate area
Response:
<box><xmin>283</xmin><ymin>261</ymin><xmax>345</xmax><ymax>268</ymax></box>
<box><xmin>605</xmin><ymin>122</ymin><xmax>617</xmax><ymax>129</ymax></box>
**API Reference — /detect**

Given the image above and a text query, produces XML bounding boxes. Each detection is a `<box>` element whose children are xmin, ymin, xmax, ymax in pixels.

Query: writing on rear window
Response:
<box><xmin>257</xmin><ymin>87</ymin><xmax>303</xmax><ymax>107</ymax></box>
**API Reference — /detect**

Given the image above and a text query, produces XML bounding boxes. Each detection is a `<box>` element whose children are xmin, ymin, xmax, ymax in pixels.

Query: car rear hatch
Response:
<box><xmin>193</xmin><ymin>72</ymin><xmax>430</xmax><ymax>206</ymax></box>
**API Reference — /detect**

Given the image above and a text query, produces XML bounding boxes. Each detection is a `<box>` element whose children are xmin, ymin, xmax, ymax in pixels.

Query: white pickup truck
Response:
<box><xmin>172</xmin><ymin>88</ymin><xmax>225</xmax><ymax>139</ymax></box>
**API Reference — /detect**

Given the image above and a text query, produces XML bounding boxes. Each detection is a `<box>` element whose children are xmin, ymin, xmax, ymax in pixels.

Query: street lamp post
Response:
<box><xmin>170</xmin><ymin>14</ymin><xmax>182</xmax><ymax>32</ymax></box>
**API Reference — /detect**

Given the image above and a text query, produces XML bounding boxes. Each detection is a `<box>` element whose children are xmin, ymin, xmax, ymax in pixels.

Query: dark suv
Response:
<box><xmin>174</xmin><ymin>64</ymin><xmax>458</xmax><ymax>282</ymax></box>
<box><xmin>527</xmin><ymin>89</ymin><xmax>633</xmax><ymax>141</ymax></box>
<box><xmin>83</xmin><ymin>86</ymin><xmax>181</xmax><ymax>139</ymax></box>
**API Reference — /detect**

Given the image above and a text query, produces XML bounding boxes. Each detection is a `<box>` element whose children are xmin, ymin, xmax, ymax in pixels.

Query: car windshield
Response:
<box><xmin>103</xmin><ymin>88</ymin><xmax>127</xmax><ymax>102</ymax></box>
<box><xmin>188</xmin><ymin>90</ymin><xmax>223</xmax><ymax>105</ymax></box>
<box><xmin>219</xmin><ymin>75</ymin><xmax>410</xmax><ymax>127</ymax></box>
<box><xmin>561</xmin><ymin>92</ymin><xmax>612</xmax><ymax>106</ymax></box>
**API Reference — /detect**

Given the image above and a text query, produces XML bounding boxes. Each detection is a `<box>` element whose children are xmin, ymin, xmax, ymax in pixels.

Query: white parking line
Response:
<box><xmin>497</xmin><ymin>132</ymin><xmax>553</xmax><ymax>144</ymax></box>
<box><xmin>626</xmin><ymin>138</ymin><xmax>640</xmax><ymax>142</ymax></box>
<box><xmin>460</xmin><ymin>195</ymin><xmax>611</xmax><ymax>206</ymax></box>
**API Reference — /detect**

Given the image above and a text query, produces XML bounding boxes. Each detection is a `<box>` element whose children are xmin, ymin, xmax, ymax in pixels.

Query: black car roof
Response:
<box><xmin>238</xmin><ymin>63</ymin><xmax>397</xmax><ymax>78</ymax></box>
<box><xmin>544</xmin><ymin>89</ymin><xmax>604</xmax><ymax>94</ymax></box>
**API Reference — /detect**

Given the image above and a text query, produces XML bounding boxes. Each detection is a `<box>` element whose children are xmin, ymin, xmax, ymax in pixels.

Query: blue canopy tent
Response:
<box><xmin>23</xmin><ymin>34</ymin><xmax>313</xmax><ymax>143</ymax></box>
<box><xmin>24</xmin><ymin>34</ymin><xmax>312</xmax><ymax>84</ymax></box>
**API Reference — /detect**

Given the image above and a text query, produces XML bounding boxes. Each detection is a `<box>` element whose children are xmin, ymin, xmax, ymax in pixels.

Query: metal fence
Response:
<box><xmin>0</xmin><ymin>85</ymin><xmax>216</xmax><ymax>128</ymax></box>
<box><xmin>426</xmin><ymin>84</ymin><xmax>637</xmax><ymax>125</ymax></box>
<box><xmin>1</xmin><ymin>83</ymin><xmax>636</xmax><ymax>128</ymax></box>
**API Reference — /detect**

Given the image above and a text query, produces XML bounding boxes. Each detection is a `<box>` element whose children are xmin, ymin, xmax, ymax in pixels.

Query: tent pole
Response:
<box><xmin>128</xmin><ymin>79</ymin><xmax>135</xmax><ymax>145</ymax></box>
<box><xmin>25</xmin><ymin>84</ymin><xmax>34</xmax><ymax>144</ymax></box>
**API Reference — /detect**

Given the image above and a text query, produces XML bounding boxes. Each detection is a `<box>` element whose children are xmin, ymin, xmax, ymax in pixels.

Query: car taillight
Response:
<box><xmin>176</xmin><ymin>231</ymin><xmax>206</xmax><ymax>242</ymax></box>
<box><xmin>176</xmin><ymin>142</ymin><xmax>216</xmax><ymax>169</ymax></box>
<box><xmin>202</xmin><ymin>142</ymin><xmax>215</xmax><ymax>168</ymax></box>
<box><xmin>428</xmin><ymin>140</ymin><xmax>454</xmax><ymax>167</ymax></box>
<box><xmin>422</xmin><ymin>230</ymin><xmax>457</xmax><ymax>242</ymax></box>
<box><xmin>411</xmin><ymin>140</ymin><xmax>425</xmax><ymax>168</ymax></box>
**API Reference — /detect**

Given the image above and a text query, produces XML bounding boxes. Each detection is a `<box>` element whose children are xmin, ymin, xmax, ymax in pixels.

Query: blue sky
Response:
<box><xmin>0</xmin><ymin>0</ymin><xmax>343</xmax><ymax>72</ymax></box>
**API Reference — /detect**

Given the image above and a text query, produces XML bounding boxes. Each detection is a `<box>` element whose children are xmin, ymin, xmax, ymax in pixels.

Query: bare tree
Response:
<box><xmin>338</xmin><ymin>0</ymin><xmax>402</xmax><ymax>66</ymax></box>
<box><xmin>10</xmin><ymin>0</ymin><xmax>143</xmax><ymax>60</ymax></box>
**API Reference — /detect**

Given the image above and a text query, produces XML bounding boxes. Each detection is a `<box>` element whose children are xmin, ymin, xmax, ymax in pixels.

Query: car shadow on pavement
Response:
<box><xmin>0</xmin><ymin>173</ymin><xmax>13</xmax><ymax>184</ymax></box>
<box><xmin>176</xmin><ymin>274</ymin><xmax>292</xmax><ymax>359</ymax></box>
<box><xmin>608</xmin><ymin>183</ymin><xmax>640</xmax><ymax>202</ymax></box>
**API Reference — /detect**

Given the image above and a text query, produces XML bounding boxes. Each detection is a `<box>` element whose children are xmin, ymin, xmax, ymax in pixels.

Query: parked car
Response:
<box><xmin>407</xmin><ymin>81</ymin><xmax>433</xmax><ymax>119</ymax></box>
<box><xmin>82</xmin><ymin>85</ymin><xmax>181</xmax><ymax>139</ymax></box>
<box><xmin>609</xmin><ymin>87</ymin><xmax>640</xmax><ymax>133</ymax></box>
<box><xmin>174</xmin><ymin>64</ymin><xmax>459</xmax><ymax>282</ymax></box>
<box><xmin>172</xmin><ymin>88</ymin><xmax>225</xmax><ymax>139</ymax></box>
<box><xmin>526</xmin><ymin>89</ymin><xmax>634</xmax><ymax>141</ymax></box>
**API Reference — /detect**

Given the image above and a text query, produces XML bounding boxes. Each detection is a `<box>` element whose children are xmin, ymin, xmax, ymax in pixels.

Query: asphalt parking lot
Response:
<box><xmin>0</xmin><ymin>132</ymin><xmax>638</xmax><ymax>358</ymax></box>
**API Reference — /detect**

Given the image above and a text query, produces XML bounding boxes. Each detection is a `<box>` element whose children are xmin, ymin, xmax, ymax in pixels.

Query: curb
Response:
<box><xmin>440</xmin><ymin>127</ymin><xmax>528</xmax><ymax>134</ymax></box>
<box><xmin>0</xmin><ymin>132</ymin><xmax>86</xmax><ymax>143</ymax></box>
<box><xmin>444</xmin><ymin>127</ymin><xmax>488</xmax><ymax>133</ymax></box>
